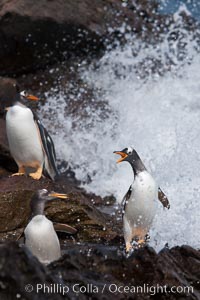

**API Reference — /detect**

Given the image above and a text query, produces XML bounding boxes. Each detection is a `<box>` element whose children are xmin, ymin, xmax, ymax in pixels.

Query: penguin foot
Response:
<box><xmin>11</xmin><ymin>172</ymin><xmax>25</xmax><ymax>177</ymax></box>
<box><xmin>125</xmin><ymin>249</ymin><xmax>134</xmax><ymax>258</ymax></box>
<box><xmin>127</xmin><ymin>240</ymin><xmax>145</xmax><ymax>253</ymax></box>
<box><xmin>125</xmin><ymin>242</ymin><xmax>132</xmax><ymax>253</ymax></box>
<box><xmin>29</xmin><ymin>167</ymin><xmax>43</xmax><ymax>180</ymax></box>
<box><xmin>11</xmin><ymin>166</ymin><xmax>26</xmax><ymax>177</ymax></box>
<box><xmin>137</xmin><ymin>239</ymin><xmax>146</xmax><ymax>248</ymax></box>
<box><xmin>124</xmin><ymin>242</ymin><xmax>138</xmax><ymax>257</ymax></box>
<box><xmin>124</xmin><ymin>241</ymin><xmax>147</xmax><ymax>257</ymax></box>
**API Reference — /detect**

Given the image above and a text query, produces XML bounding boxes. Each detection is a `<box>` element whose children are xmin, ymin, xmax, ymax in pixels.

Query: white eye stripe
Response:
<box><xmin>127</xmin><ymin>147</ymin><xmax>133</xmax><ymax>154</ymax></box>
<box><xmin>20</xmin><ymin>90</ymin><xmax>26</xmax><ymax>97</ymax></box>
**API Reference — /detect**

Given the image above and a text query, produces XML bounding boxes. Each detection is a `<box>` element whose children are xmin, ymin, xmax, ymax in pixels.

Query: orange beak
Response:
<box><xmin>5</xmin><ymin>107</ymin><xmax>10</xmax><ymax>111</ymax></box>
<box><xmin>48</xmin><ymin>192</ymin><xmax>69</xmax><ymax>199</ymax></box>
<box><xmin>114</xmin><ymin>151</ymin><xmax>128</xmax><ymax>163</ymax></box>
<box><xmin>26</xmin><ymin>94</ymin><xmax>39</xmax><ymax>101</ymax></box>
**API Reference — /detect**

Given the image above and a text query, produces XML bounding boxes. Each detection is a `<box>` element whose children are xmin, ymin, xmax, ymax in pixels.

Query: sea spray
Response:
<box><xmin>39</xmin><ymin>8</ymin><xmax>200</xmax><ymax>251</ymax></box>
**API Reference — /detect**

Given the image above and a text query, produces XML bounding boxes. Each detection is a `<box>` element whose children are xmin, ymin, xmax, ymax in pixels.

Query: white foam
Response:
<box><xmin>39</xmin><ymin>15</ymin><xmax>200</xmax><ymax>251</ymax></box>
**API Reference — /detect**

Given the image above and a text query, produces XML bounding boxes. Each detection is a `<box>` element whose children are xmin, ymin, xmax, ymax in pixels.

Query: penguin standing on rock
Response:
<box><xmin>6</xmin><ymin>86</ymin><xmax>59</xmax><ymax>180</ymax></box>
<box><xmin>24</xmin><ymin>189</ymin><xmax>75</xmax><ymax>264</ymax></box>
<box><xmin>114</xmin><ymin>147</ymin><xmax>170</xmax><ymax>254</ymax></box>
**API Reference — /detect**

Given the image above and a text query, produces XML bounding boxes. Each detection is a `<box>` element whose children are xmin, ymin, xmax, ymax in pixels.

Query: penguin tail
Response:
<box><xmin>43</xmin><ymin>155</ymin><xmax>60</xmax><ymax>181</ymax></box>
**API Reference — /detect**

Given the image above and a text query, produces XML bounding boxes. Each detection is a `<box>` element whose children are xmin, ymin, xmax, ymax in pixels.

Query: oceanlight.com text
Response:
<box><xmin>24</xmin><ymin>283</ymin><xmax>194</xmax><ymax>296</ymax></box>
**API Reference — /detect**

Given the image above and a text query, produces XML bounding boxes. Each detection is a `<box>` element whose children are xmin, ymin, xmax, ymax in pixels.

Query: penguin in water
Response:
<box><xmin>24</xmin><ymin>189</ymin><xmax>73</xmax><ymax>264</ymax></box>
<box><xmin>6</xmin><ymin>86</ymin><xmax>59</xmax><ymax>180</ymax></box>
<box><xmin>114</xmin><ymin>147</ymin><xmax>170</xmax><ymax>254</ymax></box>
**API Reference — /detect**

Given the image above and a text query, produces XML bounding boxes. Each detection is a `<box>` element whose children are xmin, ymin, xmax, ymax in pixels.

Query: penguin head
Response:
<box><xmin>114</xmin><ymin>147</ymin><xmax>146</xmax><ymax>174</ymax></box>
<box><xmin>5</xmin><ymin>88</ymin><xmax>39</xmax><ymax>110</ymax></box>
<box><xmin>20</xmin><ymin>90</ymin><xmax>39</xmax><ymax>102</ymax></box>
<box><xmin>30</xmin><ymin>189</ymin><xmax>68</xmax><ymax>217</ymax></box>
<box><xmin>114</xmin><ymin>147</ymin><xmax>139</xmax><ymax>163</ymax></box>
<box><xmin>34</xmin><ymin>189</ymin><xmax>68</xmax><ymax>201</ymax></box>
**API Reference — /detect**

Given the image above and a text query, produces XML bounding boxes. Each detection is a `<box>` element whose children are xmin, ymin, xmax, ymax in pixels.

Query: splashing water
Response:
<box><xmin>39</xmin><ymin>10</ymin><xmax>200</xmax><ymax>250</ymax></box>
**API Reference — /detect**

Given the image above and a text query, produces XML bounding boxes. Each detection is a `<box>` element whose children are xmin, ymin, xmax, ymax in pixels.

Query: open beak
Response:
<box><xmin>113</xmin><ymin>151</ymin><xmax>128</xmax><ymax>163</ymax></box>
<box><xmin>26</xmin><ymin>94</ymin><xmax>39</xmax><ymax>101</ymax></box>
<box><xmin>48</xmin><ymin>192</ymin><xmax>68</xmax><ymax>199</ymax></box>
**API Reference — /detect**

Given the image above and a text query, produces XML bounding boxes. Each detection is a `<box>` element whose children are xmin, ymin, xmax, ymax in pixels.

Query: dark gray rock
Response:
<box><xmin>0</xmin><ymin>0</ymin><xmax>110</xmax><ymax>75</ymax></box>
<box><xmin>0</xmin><ymin>77</ymin><xmax>18</xmax><ymax>115</ymax></box>
<box><xmin>0</xmin><ymin>242</ymin><xmax>199</xmax><ymax>300</ymax></box>
<box><xmin>0</xmin><ymin>242</ymin><xmax>65</xmax><ymax>300</ymax></box>
<box><xmin>0</xmin><ymin>0</ymin><xmax>164</xmax><ymax>76</ymax></box>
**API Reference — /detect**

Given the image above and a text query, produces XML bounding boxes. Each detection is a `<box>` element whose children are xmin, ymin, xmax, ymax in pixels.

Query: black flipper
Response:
<box><xmin>53</xmin><ymin>223</ymin><xmax>77</xmax><ymax>234</ymax></box>
<box><xmin>158</xmin><ymin>187</ymin><xmax>170</xmax><ymax>209</ymax></box>
<box><xmin>121</xmin><ymin>185</ymin><xmax>132</xmax><ymax>213</ymax></box>
<box><xmin>33</xmin><ymin>112</ymin><xmax>59</xmax><ymax>180</ymax></box>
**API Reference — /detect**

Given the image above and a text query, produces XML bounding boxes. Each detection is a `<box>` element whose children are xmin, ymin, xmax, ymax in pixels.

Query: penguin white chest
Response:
<box><xmin>125</xmin><ymin>171</ymin><xmax>157</xmax><ymax>228</ymax></box>
<box><xmin>24</xmin><ymin>215</ymin><xmax>61</xmax><ymax>264</ymax></box>
<box><xmin>6</xmin><ymin>105</ymin><xmax>44</xmax><ymax>166</ymax></box>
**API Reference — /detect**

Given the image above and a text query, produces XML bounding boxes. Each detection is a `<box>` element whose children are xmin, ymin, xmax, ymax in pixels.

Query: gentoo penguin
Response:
<box><xmin>6</xmin><ymin>87</ymin><xmax>59</xmax><ymax>180</ymax></box>
<box><xmin>114</xmin><ymin>147</ymin><xmax>170</xmax><ymax>253</ymax></box>
<box><xmin>24</xmin><ymin>189</ymin><xmax>69</xmax><ymax>264</ymax></box>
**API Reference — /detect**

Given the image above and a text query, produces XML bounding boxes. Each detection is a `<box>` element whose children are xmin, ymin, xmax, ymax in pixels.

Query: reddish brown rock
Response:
<box><xmin>0</xmin><ymin>175</ymin><xmax>121</xmax><ymax>243</ymax></box>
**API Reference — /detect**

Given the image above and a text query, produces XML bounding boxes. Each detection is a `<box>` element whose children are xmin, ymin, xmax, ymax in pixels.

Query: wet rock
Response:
<box><xmin>0</xmin><ymin>0</ymin><xmax>106</xmax><ymax>75</ymax></box>
<box><xmin>0</xmin><ymin>242</ymin><xmax>65</xmax><ymax>300</ymax></box>
<box><xmin>0</xmin><ymin>176</ymin><xmax>121</xmax><ymax>243</ymax></box>
<box><xmin>52</xmin><ymin>244</ymin><xmax>200</xmax><ymax>299</ymax></box>
<box><xmin>0</xmin><ymin>0</ymin><xmax>165</xmax><ymax>76</ymax></box>
<box><xmin>0</xmin><ymin>228</ymin><xmax>24</xmax><ymax>242</ymax></box>
<box><xmin>49</xmin><ymin>244</ymin><xmax>200</xmax><ymax>299</ymax></box>
<box><xmin>0</xmin><ymin>242</ymin><xmax>199</xmax><ymax>300</ymax></box>
<box><xmin>0</xmin><ymin>189</ymin><xmax>32</xmax><ymax>233</ymax></box>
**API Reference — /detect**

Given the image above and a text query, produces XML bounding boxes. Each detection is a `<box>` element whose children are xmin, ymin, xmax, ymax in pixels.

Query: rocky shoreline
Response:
<box><xmin>0</xmin><ymin>0</ymin><xmax>200</xmax><ymax>299</ymax></box>
<box><xmin>0</xmin><ymin>170</ymin><xmax>200</xmax><ymax>299</ymax></box>
<box><xmin>0</xmin><ymin>241</ymin><xmax>200</xmax><ymax>299</ymax></box>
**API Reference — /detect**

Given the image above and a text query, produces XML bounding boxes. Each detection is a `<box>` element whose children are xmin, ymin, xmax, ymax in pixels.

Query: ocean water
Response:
<box><xmin>158</xmin><ymin>0</ymin><xmax>200</xmax><ymax>21</ymax></box>
<box><xmin>39</xmin><ymin>9</ymin><xmax>200</xmax><ymax>251</ymax></box>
